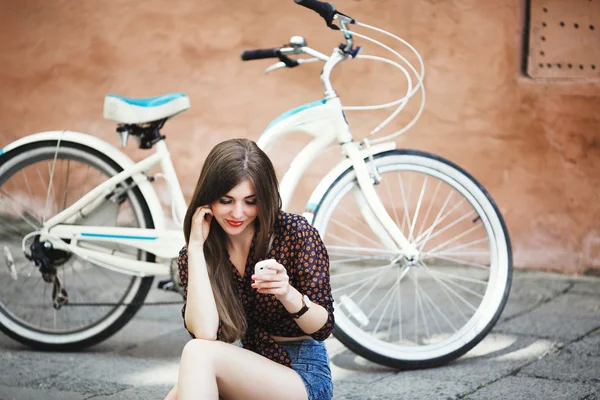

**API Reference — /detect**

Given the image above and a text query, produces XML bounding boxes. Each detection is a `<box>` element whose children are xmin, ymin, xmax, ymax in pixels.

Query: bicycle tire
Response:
<box><xmin>0</xmin><ymin>140</ymin><xmax>155</xmax><ymax>350</ymax></box>
<box><xmin>312</xmin><ymin>149</ymin><xmax>512</xmax><ymax>369</ymax></box>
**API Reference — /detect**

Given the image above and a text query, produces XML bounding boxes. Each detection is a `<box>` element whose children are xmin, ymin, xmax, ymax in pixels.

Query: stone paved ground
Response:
<box><xmin>1</xmin><ymin>270</ymin><xmax>599</xmax><ymax>400</ymax></box>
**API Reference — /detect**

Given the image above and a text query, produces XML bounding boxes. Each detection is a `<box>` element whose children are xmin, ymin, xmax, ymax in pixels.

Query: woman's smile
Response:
<box><xmin>226</xmin><ymin>219</ymin><xmax>245</xmax><ymax>227</ymax></box>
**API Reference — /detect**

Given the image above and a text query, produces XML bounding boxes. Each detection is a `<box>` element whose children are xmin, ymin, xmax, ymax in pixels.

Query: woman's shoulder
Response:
<box><xmin>275</xmin><ymin>210</ymin><xmax>312</xmax><ymax>236</ymax></box>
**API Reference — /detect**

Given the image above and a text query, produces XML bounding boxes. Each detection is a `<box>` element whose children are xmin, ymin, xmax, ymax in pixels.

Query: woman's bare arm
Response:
<box><xmin>184</xmin><ymin>206</ymin><xmax>220</xmax><ymax>340</ymax></box>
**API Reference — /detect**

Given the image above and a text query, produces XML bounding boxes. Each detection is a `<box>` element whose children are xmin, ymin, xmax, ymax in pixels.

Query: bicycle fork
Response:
<box><xmin>342</xmin><ymin>141</ymin><xmax>419</xmax><ymax>262</ymax></box>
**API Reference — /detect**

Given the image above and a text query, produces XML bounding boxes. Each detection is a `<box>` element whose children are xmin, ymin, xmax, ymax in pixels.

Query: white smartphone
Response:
<box><xmin>254</xmin><ymin>259</ymin><xmax>278</xmax><ymax>283</ymax></box>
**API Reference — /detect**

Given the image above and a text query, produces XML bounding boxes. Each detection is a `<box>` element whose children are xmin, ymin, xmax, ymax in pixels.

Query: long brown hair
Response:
<box><xmin>183</xmin><ymin>138</ymin><xmax>281</xmax><ymax>342</ymax></box>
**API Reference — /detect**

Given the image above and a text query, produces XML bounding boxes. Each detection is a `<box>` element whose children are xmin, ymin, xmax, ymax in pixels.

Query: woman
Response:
<box><xmin>165</xmin><ymin>138</ymin><xmax>334</xmax><ymax>400</ymax></box>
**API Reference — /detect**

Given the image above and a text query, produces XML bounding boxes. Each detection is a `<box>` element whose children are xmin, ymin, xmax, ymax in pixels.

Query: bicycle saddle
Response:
<box><xmin>103</xmin><ymin>93</ymin><xmax>190</xmax><ymax>124</ymax></box>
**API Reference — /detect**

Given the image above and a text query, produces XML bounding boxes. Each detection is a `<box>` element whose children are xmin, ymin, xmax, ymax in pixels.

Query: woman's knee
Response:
<box><xmin>181</xmin><ymin>338</ymin><xmax>219</xmax><ymax>363</ymax></box>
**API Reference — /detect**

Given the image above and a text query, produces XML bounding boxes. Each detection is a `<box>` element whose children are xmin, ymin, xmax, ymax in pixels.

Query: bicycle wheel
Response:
<box><xmin>0</xmin><ymin>140</ymin><xmax>155</xmax><ymax>350</ymax></box>
<box><xmin>312</xmin><ymin>149</ymin><xmax>512</xmax><ymax>369</ymax></box>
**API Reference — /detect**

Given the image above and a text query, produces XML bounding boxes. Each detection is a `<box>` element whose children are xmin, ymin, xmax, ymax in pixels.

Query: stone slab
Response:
<box><xmin>570</xmin><ymin>279</ymin><xmax>600</xmax><ymax>296</ymax></box>
<box><xmin>464</xmin><ymin>376</ymin><xmax>599</xmax><ymax>400</ymax></box>
<box><xmin>499</xmin><ymin>274</ymin><xmax>572</xmax><ymax>321</ymax></box>
<box><xmin>497</xmin><ymin>292</ymin><xmax>600</xmax><ymax>340</ymax></box>
<box><xmin>86</xmin><ymin>384</ymin><xmax>174</xmax><ymax>400</ymax></box>
<box><xmin>519</xmin><ymin>333</ymin><xmax>600</xmax><ymax>384</ymax></box>
<box><xmin>0</xmin><ymin>385</ymin><xmax>86</xmax><ymax>400</ymax></box>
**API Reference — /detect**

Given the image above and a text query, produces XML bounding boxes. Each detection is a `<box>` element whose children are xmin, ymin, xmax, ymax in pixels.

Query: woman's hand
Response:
<box><xmin>188</xmin><ymin>206</ymin><xmax>213</xmax><ymax>248</ymax></box>
<box><xmin>251</xmin><ymin>262</ymin><xmax>293</xmax><ymax>301</ymax></box>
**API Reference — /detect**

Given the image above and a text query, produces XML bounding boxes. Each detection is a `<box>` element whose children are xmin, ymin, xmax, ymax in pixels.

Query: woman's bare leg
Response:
<box><xmin>164</xmin><ymin>383</ymin><xmax>177</xmax><ymax>400</ymax></box>
<box><xmin>177</xmin><ymin>339</ymin><xmax>309</xmax><ymax>400</ymax></box>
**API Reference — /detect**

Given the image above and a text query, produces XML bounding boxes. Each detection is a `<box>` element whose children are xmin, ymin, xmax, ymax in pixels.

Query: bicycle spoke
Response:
<box><xmin>414</xmin><ymin>193</ymin><xmax>462</xmax><ymax>246</ymax></box>
<box><xmin>397</xmin><ymin>172</ymin><xmax>412</xmax><ymax>238</ymax></box>
<box><xmin>327</xmin><ymin>245</ymin><xmax>397</xmax><ymax>256</ymax></box>
<box><xmin>383</xmin><ymin>176</ymin><xmax>402</xmax><ymax>229</ymax></box>
<box><xmin>420</xmin><ymin>217</ymin><xmax>480</xmax><ymax>254</ymax></box>
<box><xmin>415</xmin><ymin>277</ymin><xmax>431</xmax><ymax>340</ymax></box>
<box><xmin>434</xmin><ymin>273</ymin><xmax>485</xmax><ymax>299</ymax></box>
<box><xmin>426</xmin><ymin>269</ymin><xmax>488</xmax><ymax>285</ymax></box>
<box><xmin>367</xmin><ymin>265</ymin><xmax>408</xmax><ymax>323</ymax></box>
<box><xmin>20</xmin><ymin>170</ymin><xmax>38</xmax><ymax>218</ymax></box>
<box><xmin>330</xmin><ymin>217</ymin><xmax>386</xmax><ymax>249</ymax></box>
<box><xmin>61</xmin><ymin>160</ymin><xmax>71</xmax><ymax>212</ymax></box>
<box><xmin>408</xmin><ymin>176</ymin><xmax>428</xmax><ymax>243</ymax></box>
<box><xmin>397</xmin><ymin>268</ymin><xmax>402</xmax><ymax>341</ymax></box>
<box><xmin>420</xmin><ymin>261</ymin><xmax>478</xmax><ymax>314</ymax></box>
<box><xmin>330</xmin><ymin>263</ymin><xmax>395</xmax><ymax>278</ymax></box>
<box><xmin>385</xmin><ymin>284</ymin><xmax>398</xmax><ymax>341</ymax></box>
<box><xmin>408</xmin><ymin>271</ymin><xmax>458</xmax><ymax>333</ymax></box>
<box><xmin>0</xmin><ymin>196</ymin><xmax>40</xmax><ymax>231</ymax></box>
<box><xmin>336</xmin><ymin>203</ymin><xmax>376</xmax><ymax>235</ymax></box>
<box><xmin>414</xmin><ymin>180</ymin><xmax>441</xmax><ymax>240</ymax></box>
<box><xmin>332</xmin><ymin>263</ymin><xmax>393</xmax><ymax>295</ymax></box>
<box><xmin>416</xmin><ymin>206</ymin><xmax>473</xmax><ymax>251</ymax></box>
<box><xmin>432</xmin><ymin>237</ymin><xmax>488</xmax><ymax>255</ymax></box>
<box><xmin>44</xmin><ymin>155</ymin><xmax>60</xmax><ymax>224</ymax></box>
<box><xmin>422</xmin><ymin>253</ymin><xmax>490</xmax><ymax>270</ymax></box>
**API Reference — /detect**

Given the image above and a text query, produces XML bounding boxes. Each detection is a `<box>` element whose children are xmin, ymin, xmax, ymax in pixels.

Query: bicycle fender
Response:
<box><xmin>302</xmin><ymin>141</ymin><xmax>396</xmax><ymax>224</ymax></box>
<box><xmin>0</xmin><ymin>131</ymin><xmax>166</xmax><ymax>230</ymax></box>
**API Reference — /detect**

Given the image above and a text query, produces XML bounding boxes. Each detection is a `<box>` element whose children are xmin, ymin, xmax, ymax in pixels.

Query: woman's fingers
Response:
<box><xmin>267</xmin><ymin>263</ymin><xmax>285</xmax><ymax>272</ymax></box>
<box><xmin>251</xmin><ymin>272</ymin><xmax>287</xmax><ymax>282</ymax></box>
<box><xmin>189</xmin><ymin>205</ymin><xmax>213</xmax><ymax>245</ymax></box>
<box><xmin>252</xmin><ymin>281</ymin><xmax>286</xmax><ymax>289</ymax></box>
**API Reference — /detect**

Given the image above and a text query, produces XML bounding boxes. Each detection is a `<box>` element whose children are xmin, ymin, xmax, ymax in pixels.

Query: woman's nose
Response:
<box><xmin>231</xmin><ymin>202</ymin><xmax>244</xmax><ymax>219</ymax></box>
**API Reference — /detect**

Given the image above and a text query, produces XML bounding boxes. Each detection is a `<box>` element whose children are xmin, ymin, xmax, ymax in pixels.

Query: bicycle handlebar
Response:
<box><xmin>293</xmin><ymin>0</ymin><xmax>338</xmax><ymax>29</ymax></box>
<box><xmin>240</xmin><ymin>48</ymin><xmax>281</xmax><ymax>61</ymax></box>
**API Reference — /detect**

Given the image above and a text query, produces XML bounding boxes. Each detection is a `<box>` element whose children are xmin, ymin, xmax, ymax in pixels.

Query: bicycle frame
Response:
<box><xmin>260</xmin><ymin>49</ymin><xmax>417</xmax><ymax>260</ymax></box>
<box><xmin>21</xmin><ymin>46</ymin><xmax>418</xmax><ymax>278</ymax></box>
<box><xmin>34</xmin><ymin>138</ymin><xmax>189</xmax><ymax>276</ymax></box>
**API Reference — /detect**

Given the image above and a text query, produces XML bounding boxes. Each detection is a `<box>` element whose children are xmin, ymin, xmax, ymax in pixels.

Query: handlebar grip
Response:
<box><xmin>293</xmin><ymin>0</ymin><xmax>337</xmax><ymax>28</ymax></box>
<box><xmin>240</xmin><ymin>48</ymin><xmax>281</xmax><ymax>61</ymax></box>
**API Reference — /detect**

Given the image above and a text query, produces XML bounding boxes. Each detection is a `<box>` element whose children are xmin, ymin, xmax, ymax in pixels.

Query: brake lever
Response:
<box><xmin>264</xmin><ymin>58</ymin><xmax>321</xmax><ymax>75</ymax></box>
<box><xmin>265</xmin><ymin>62</ymin><xmax>287</xmax><ymax>74</ymax></box>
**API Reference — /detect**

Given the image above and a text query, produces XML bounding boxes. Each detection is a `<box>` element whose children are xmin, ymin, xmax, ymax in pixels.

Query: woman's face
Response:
<box><xmin>211</xmin><ymin>179</ymin><xmax>258</xmax><ymax>238</ymax></box>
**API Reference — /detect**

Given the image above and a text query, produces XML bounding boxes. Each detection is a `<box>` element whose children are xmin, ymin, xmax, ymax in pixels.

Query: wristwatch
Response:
<box><xmin>289</xmin><ymin>294</ymin><xmax>312</xmax><ymax>319</ymax></box>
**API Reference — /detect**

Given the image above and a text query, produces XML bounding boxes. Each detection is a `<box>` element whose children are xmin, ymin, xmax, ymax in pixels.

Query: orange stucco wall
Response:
<box><xmin>1</xmin><ymin>0</ymin><xmax>599</xmax><ymax>274</ymax></box>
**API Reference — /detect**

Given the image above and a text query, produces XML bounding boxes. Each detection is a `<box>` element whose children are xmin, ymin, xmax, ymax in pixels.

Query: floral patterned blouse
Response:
<box><xmin>178</xmin><ymin>211</ymin><xmax>335</xmax><ymax>368</ymax></box>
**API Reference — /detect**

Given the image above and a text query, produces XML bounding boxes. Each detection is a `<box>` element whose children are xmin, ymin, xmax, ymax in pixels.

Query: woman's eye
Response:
<box><xmin>219</xmin><ymin>199</ymin><xmax>232</xmax><ymax>205</ymax></box>
<box><xmin>246</xmin><ymin>200</ymin><xmax>257</xmax><ymax>205</ymax></box>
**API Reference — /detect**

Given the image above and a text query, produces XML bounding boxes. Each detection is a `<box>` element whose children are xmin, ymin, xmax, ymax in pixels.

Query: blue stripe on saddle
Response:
<box><xmin>105</xmin><ymin>92</ymin><xmax>187</xmax><ymax>108</ymax></box>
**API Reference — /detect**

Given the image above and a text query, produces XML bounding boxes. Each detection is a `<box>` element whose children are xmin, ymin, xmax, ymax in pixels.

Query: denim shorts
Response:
<box><xmin>279</xmin><ymin>340</ymin><xmax>333</xmax><ymax>400</ymax></box>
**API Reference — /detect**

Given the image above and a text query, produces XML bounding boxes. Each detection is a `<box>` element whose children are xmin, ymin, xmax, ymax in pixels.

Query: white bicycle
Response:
<box><xmin>0</xmin><ymin>0</ymin><xmax>511</xmax><ymax>369</ymax></box>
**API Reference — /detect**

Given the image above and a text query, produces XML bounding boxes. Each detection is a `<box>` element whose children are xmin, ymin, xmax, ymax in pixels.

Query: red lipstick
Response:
<box><xmin>226</xmin><ymin>219</ymin><xmax>244</xmax><ymax>227</ymax></box>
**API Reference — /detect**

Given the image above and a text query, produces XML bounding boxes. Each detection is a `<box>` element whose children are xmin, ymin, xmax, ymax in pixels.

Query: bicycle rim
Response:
<box><xmin>313</xmin><ymin>150</ymin><xmax>511</xmax><ymax>368</ymax></box>
<box><xmin>0</xmin><ymin>142</ymin><xmax>153</xmax><ymax>348</ymax></box>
